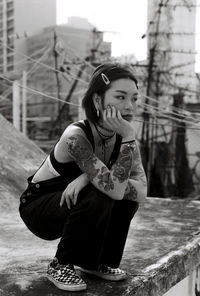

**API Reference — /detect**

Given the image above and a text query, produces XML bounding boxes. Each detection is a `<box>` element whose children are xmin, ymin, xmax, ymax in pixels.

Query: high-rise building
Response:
<box><xmin>0</xmin><ymin>0</ymin><xmax>14</xmax><ymax>73</ymax></box>
<box><xmin>0</xmin><ymin>0</ymin><xmax>56</xmax><ymax>75</ymax></box>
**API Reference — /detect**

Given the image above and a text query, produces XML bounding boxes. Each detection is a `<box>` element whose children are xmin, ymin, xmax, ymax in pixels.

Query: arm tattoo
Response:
<box><xmin>123</xmin><ymin>144</ymin><xmax>147</xmax><ymax>200</ymax></box>
<box><xmin>67</xmin><ymin>135</ymin><xmax>115</xmax><ymax>191</ymax></box>
<box><xmin>67</xmin><ymin>136</ymin><xmax>91</xmax><ymax>161</ymax></box>
<box><xmin>97</xmin><ymin>167</ymin><xmax>114</xmax><ymax>191</ymax></box>
<box><xmin>66</xmin><ymin>135</ymin><xmax>99</xmax><ymax>181</ymax></box>
<box><xmin>131</xmin><ymin>146</ymin><xmax>147</xmax><ymax>186</ymax></box>
<box><xmin>112</xmin><ymin>145</ymin><xmax>133</xmax><ymax>183</ymax></box>
<box><xmin>66</xmin><ymin>134</ymin><xmax>141</xmax><ymax>196</ymax></box>
<box><xmin>124</xmin><ymin>182</ymin><xmax>138</xmax><ymax>200</ymax></box>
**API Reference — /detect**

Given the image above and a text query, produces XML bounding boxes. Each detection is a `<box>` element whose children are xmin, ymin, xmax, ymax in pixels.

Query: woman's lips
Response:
<box><xmin>122</xmin><ymin>114</ymin><xmax>133</xmax><ymax>121</ymax></box>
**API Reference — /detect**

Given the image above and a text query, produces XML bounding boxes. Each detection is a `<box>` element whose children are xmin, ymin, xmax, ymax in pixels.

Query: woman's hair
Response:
<box><xmin>82</xmin><ymin>62</ymin><xmax>138</xmax><ymax>123</ymax></box>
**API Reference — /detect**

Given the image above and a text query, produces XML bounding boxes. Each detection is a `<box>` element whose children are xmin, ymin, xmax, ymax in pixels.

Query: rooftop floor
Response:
<box><xmin>1</xmin><ymin>114</ymin><xmax>200</xmax><ymax>295</ymax></box>
<box><xmin>1</xmin><ymin>197</ymin><xmax>200</xmax><ymax>296</ymax></box>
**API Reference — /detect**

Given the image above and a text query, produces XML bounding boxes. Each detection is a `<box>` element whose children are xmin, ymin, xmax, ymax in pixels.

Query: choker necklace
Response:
<box><xmin>98</xmin><ymin>122</ymin><xmax>114</xmax><ymax>133</ymax></box>
<box><xmin>94</xmin><ymin>123</ymin><xmax>115</xmax><ymax>164</ymax></box>
<box><xmin>94</xmin><ymin>123</ymin><xmax>115</xmax><ymax>140</ymax></box>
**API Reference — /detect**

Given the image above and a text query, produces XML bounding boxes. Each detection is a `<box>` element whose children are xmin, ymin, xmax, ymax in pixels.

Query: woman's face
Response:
<box><xmin>101</xmin><ymin>78</ymin><xmax>138</xmax><ymax>122</ymax></box>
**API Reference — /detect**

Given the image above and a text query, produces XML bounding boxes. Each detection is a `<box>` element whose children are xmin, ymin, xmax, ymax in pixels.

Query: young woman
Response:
<box><xmin>19</xmin><ymin>63</ymin><xmax>147</xmax><ymax>292</ymax></box>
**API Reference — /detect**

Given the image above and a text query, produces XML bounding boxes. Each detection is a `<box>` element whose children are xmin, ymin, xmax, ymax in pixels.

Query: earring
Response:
<box><xmin>96</xmin><ymin>109</ymin><xmax>100</xmax><ymax>117</ymax></box>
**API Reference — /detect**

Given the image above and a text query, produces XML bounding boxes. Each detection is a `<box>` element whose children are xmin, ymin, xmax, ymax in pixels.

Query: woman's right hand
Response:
<box><xmin>102</xmin><ymin>105</ymin><xmax>135</xmax><ymax>140</ymax></box>
<box><xmin>60</xmin><ymin>173</ymin><xmax>89</xmax><ymax>209</ymax></box>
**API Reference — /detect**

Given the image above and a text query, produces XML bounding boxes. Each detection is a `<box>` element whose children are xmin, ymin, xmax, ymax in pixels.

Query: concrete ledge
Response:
<box><xmin>1</xmin><ymin>198</ymin><xmax>200</xmax><ymax>295</ymax></box>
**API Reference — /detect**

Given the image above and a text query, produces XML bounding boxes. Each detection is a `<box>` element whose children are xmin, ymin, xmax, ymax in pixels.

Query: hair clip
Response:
<box><xmin>101</xmin><ymin>73</ymin><xmax>110</xmax><ymax>85</ymax></box>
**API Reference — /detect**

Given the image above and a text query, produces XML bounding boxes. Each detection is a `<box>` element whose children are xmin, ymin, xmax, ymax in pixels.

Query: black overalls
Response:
<box><xmin>19</xmin><ymin>120</ymin><xmax>138</xmax><ymax>269</ymax></box>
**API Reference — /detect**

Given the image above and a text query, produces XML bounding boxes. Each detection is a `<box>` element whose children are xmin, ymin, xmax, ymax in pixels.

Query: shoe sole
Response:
<box><xmin>79</xmin><ymin>268</ymin><xmax>126</xmax><ymax>281</ymax></box>
<box><xmin>46</xmin><ymin>274</ymin><xmax>87</xmax><ymax>291</ymax></box>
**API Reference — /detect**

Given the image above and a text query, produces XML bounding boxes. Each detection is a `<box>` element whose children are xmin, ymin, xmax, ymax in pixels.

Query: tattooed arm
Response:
<box><xmin>64</xmin><ymin>126</ymin><xmax>134</xmax><ymax>200</ymax></box>
<box><xmin>123</xmin><ymin>143</ymin><xmax>147</xmax><ymax>203</ymax></box>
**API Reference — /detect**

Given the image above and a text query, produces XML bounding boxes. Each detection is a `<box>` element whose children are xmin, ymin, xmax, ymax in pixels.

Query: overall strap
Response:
<box><xmin>108</xmin><ymin>134</ymin><xmax>122</xmax><ymax>169</ymax></box>
<box><xmin>73</xmin><ymin>120</ymin><xmax>95</xmax><ymax>151</ymax></box>
<box><xmin>74</xmin><ymin>120</ymin><xmax>122</xmax><ymax>168</ymax></box>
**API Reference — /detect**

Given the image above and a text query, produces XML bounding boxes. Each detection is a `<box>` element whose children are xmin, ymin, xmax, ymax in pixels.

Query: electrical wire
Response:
<box><xmin>1</xmin><ymin>68</ymin><xmax>199</xmax><ymax>127</ymax></box>
<box><xmin>57</xmin><ymin>32</ymin><xmax>96</xmax><ymax>70</ymax></box>
<box><xmin>0</xmin><ymin>40</ymin><xmax>72</xmax><ymax>80</ymax></box>
<box><xmin>139</xmin><ymin>92</ymin><xmax>200</xmax><ymax>121</ymax></box>
<box><xmin>140</xmin><ymin>100</ymin><xmax>200</xmax><ymax>125</ymax></box>
<box><xmin>0</xmin><ymin>46</ymin><xmax>55</xmax><ymax>77</ymax></box>
<box><xmin>134</xmin><ymin>118</ymin><xmax>200</xmax><ymax>130</ymax></box>
<box><xmin>58</xmin><ymin>33</ymin><xmax>95</xmax><ymax>77</ymax></box>
<box><xmin>0</xmin><ymin>73</ymin><xmax>80</xmax><ymax>107</ymax></box>
<box><xmin>138</xmin><ymin>101</ymin><xmax>200</xmax><ymax>127</ymax></box>
<box><xmin>26</xmin><ymin>45</ymin><xmax>53</xmax><ymax>76</ymax></box>
<box><xmin>1</xmin><ymin>37</ymin><xmax>199</xmax><ymax>126</ymax></box>
<box><xmin>1</xmin><ymin>71</ymin><xmax>200</xmax><ymax>131</ymax></box>
<box><xmin>1</xmin><ymin>39</ymin><xmax>90</xmax><ymax>86</ymax></box>
<box><xmin>56</xmin><ymin>35</ymin><xmax>96</xmax><ymax>81</ymax></box>
<box><xmin>156</xmin><ymin>77</ymin><xmax>200</xmax><ymax>96</ymax></box>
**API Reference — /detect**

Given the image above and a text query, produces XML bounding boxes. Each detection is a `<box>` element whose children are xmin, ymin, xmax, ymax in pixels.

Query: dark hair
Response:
<box><xmin>82</xmin><ymin>62</ymin><xmax>138</xmax><ymax>123</ymax></box>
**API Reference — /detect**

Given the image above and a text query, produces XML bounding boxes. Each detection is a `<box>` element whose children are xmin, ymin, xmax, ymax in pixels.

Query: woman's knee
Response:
<box><xmin>78</xmin><ymin>184</ymin><xmax>114</xmax><ymax>214</ymax></box>
<box><xmin>113</xmin><ymin>199</ymin><xmax>139</xmax><ymax>221</ymax></box>
<box><xmin>19</xmin><ymin>192</ymin><xmax>67</xmax><ymax>241</ymax></box>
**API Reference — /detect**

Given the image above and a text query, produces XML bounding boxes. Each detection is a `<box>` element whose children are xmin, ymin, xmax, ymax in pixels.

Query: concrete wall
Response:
<box><xmin>163</xmin><ymin>270</ymin><xmax>196</xmax><ymax>296</ymax></box>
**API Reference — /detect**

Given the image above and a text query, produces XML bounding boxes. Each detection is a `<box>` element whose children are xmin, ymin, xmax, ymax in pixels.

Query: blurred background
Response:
<box><xmin>0</xmin><ymin>0</ymin><xmax>200</xmax><ymax>199</ymax></box>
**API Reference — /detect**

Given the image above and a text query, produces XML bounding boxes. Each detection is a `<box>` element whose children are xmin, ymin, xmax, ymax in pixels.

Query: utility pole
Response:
<box><xmin>22</xmin><ymin>71</ymin><xmax>27</xmax><ymax>136</ymax></box>
<box><xmin>53</xmin><ymin>31</ymin><xmax>62</xmax><ymax>133</ymax></box>
<box><xmin>51</xmin><ymin>27</ymin><xmax>104</xmax><ymax>137</ymax></box>
<box><xmin>170</xmin><ymin>91</ymin><xmax>194</xmax><ymax>197</ymax></box>
<box><xmin>12</xmin><ymin>80</ymin><xmax>20</xmax><ymax>131</ymax></box>
<box><xmin>141</xmin><ymin>0</ymin><xmax>197</xmax><ymax>197</ymax></box>
<box><xmin>2</xmin><ymin>0</ymin><xmax>7</xmax><ymax>73</ymax></box>
<box><xmin>90</xmin><ymin>28</ymin><xmax>104</xmax><ymax>64</ymax></box>
<box><xmin>142</xmin><ymin>0</ymin><xmax>168</xmax><ymax>194</ymax></box>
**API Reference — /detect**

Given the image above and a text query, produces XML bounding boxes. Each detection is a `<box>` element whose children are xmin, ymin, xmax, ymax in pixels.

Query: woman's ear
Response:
<box><xmin>92</xmin><ymin>93</ymin><xmax>101</xmax><ymax>110</ymax></box>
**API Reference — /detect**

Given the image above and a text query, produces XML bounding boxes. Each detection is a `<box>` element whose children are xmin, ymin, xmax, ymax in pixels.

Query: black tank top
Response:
<box><xmin>49</xmin><ymin>119</ymin><xmax>122</xmax><ymax>176</ymax></box>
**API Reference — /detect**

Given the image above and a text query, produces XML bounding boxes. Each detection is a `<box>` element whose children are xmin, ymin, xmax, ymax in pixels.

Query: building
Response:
<box><xmin>0</xmin><ymin>7</ymin><xmax>111</xmax><ymax>148</ymax></box>
<box><xmin>139</xmin><ymin>0</ymin><xmax>200</xmax><ymax>197</ymax></box>
<box><xmin>147</xmin><ymin>0</ymin><xmax>197</xmax><ymax>104</ymax></box>
<box><xmin>24</xmin><ymin>17</ymin><xmax>111</xmax><ymax>144</ymax></box>
<box><xmin>0</xmin><ymin>0</ymin><xmax>56</xmax><ymax>75</ymax></box>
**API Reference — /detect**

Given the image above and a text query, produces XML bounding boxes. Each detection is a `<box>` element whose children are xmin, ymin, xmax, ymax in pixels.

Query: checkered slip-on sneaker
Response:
<box><xmin>47</xmin><ymin>258</ymin><xmax>87</xmax><ymax>291</ymax></box>
<box><xmin>79</xmin><ymin>264</ymin><xmax>126</xmax><ymax>281</ymax></box>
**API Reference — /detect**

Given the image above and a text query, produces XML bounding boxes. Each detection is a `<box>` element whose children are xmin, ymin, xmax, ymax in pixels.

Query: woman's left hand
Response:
<box><xmin>60</xmin><ymin>173</ymin><xmax>89</xmax><ymax>209</ymax></box>
<box><xmin>103</xmin><ymin>106</ymin><xmax>135</xmax><ymax>140</ymax></box>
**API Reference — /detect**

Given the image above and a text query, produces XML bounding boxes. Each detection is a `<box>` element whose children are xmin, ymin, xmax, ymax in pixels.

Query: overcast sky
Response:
<box><xmin>56</xmin><ymin>0</ymin><xmax>148</xmax><ymax>61</ymax></box>
<box><xmin>56</xmin><ymin>0</ymin><xmax>200</xmax><ymax>71</ymax></box>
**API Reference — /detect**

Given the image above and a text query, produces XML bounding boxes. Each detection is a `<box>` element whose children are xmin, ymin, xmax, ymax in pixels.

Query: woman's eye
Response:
<box><xmin>116</xmin><ymin>96</ymin><xmax>125</xmax><ymax>100</ymax></box>
<box><xmin>132</xmin><ymin>97</ymin><xmax>138</xmax><ymax>102</ymax></box>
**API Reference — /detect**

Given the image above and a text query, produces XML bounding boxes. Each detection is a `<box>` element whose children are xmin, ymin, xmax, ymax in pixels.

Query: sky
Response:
<box><xmin>56</xmin><ymin>0</ymin><xmax>148</xmax><ymax>61</ymax></box>
<box><xmin>56</xmin><ymin>0</ymin><xmax>200</xmax><ymax>72</ymax></box>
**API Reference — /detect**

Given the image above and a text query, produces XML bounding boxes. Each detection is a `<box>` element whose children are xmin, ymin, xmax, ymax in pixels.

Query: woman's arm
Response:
<box><xmin>123</xmin><ymin>143</ymin><xmax>147</xmax><ymax>203</ymax></box>
<box><xmin>60</xmin><ymin>172</ymin><xmax>89</xmax><ymax>209</ymax></box>
<box><xmin>64</xmin><ymin>126</ymin><xmax>134</xmax><ymax>200</ymax></box>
